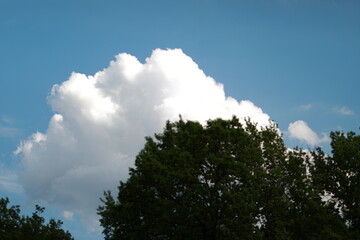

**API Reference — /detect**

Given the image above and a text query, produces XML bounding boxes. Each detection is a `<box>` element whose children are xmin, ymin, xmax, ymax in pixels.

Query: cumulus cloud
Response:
<box><xmin>15</xmin><ymin>48</ymin><xmax>270</xmax><ymax>230</ymax></box>
<box><xmin>333</xmin><ymin>106</ymin><xmax>355</xmax><ymax>116</ymax></box>
<box><xmin>288</xmin><ymin>120</ymin><xmax>329</xmax><ymax>146</ymax></box>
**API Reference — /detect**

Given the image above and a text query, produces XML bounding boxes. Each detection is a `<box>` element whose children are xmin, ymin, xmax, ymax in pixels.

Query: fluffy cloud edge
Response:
<box><xmin>287</xmin><ymin>120</ymin><xmax>329</xmax><ymax>146</ymax></box>
<box><xmin>14</xmin><ymin>48</ymin><xmax>272</xmax><ymax>230</ymax></box>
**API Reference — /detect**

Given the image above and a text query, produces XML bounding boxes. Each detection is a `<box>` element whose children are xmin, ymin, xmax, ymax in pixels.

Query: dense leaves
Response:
<box><xmin>98</xmin><ymin>117</ymin><xmax>359</xmax><ymax>240</ymax></box>
<box><xmin>312</xmin><ymin>131</ymin><xmax>360</xmax><ymax>239</ymax></box>
<box><xmin>0</xmin><ymin>197</ymin><xmax>74</xmax><ymax>240</ymax></box>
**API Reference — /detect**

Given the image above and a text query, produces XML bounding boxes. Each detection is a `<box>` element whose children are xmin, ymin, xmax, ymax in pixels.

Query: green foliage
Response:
<box><xmin>0</xmin><ymin>197</ymin><xmax>74</xmax><ymax>240</ymax></box>
<box><xmin>312</xmin><ymin>131</ymin><xmax>360</xmax><ymax>239</ymax></box>
<box><xmin>98</xmin><ymin>117</ymin><xmax>359</xmax><ymax>240</ymax></box>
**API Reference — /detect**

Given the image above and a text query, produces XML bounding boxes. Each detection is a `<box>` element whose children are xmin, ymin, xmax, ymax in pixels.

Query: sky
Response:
<box><xmin>0</xmin><ymin>0</ymin><xmax>359</xmax><ymax>239</ymax></box>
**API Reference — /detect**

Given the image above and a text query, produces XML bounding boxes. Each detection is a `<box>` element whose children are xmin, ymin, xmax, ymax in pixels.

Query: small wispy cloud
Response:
<box><xmin>1</xmin><ymin>115</ymin><xmax>15</xmax><ymax>124</ymax></box>
<box><xmin>0</xmin><ymin>115</ymin><xmax>19</xmax><ymax>139</ymax></box>
<box><xmin>0</xmin><ymin>126</ymin><xmax>20</xmax><ymax>139</ymax></box>
<box><xmin>333</xmin><ymin>106</ymin><xmax>355</xmax><ymax>116</ymax></box>
<box><xmin>299</xmin><ymin>104</ymin><xmax>312</xmax><ymax>111</ymax></box>
<box><xmin>0</xmin><ymin>169</ymin><xmax>24</xmax><ymax>195</ymax></box>
<box><xmin>63</xmin><ymin>210</ymin><xmax>74</xmax><ymax>221</ymax></box>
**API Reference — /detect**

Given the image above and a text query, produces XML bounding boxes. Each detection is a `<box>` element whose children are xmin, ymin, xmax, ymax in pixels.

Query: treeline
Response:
<box><xmin>0</xmin><ymin>197</ymin><xmax>73</xmax><ymax>240</ymax></box>
<box><xmin>98</xmin><ymin>117</ymin><xmax>360</xmax><ymax>240</ymax></box>
<box><xmin>2</xmin><ymin>117</ymin><xmax>359</xmax><ymax>240</ymax></box>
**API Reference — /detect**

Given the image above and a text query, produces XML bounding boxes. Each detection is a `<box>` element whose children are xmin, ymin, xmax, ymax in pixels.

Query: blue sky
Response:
<box><xmin>1</xmin><ymin>0</ymin><xmax>359</xmax><ymax>239</ymax></box>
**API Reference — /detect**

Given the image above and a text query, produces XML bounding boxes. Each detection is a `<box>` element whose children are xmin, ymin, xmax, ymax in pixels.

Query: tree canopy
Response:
<box><xmin>98</xmin><ymin>117</ymin><xmax>359</xmax><ymax>240</ymax></box>
<box><xmin>0</xmin><ymin>197</ymin><xmax>74</xmax><ymax>240</ymax></box>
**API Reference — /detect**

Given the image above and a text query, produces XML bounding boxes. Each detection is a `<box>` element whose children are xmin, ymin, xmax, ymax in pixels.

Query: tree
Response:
<box><xmin>311</xmin><ymin>131</ymin><xmax>360</xmax><ymax>239</ymax></box>
<box><xmin>0</xmin><ymin>197</ymin><xmax>74</xmax><ymax>240</ymax></box>
<box><xmin>99</xmin><ymin>117</ymin><xmax>265</xmax><ymax>240</ymax></box>
<box><xmin>251</xmin><ymin>124</ymin><xmax>347</xmax><ymax>240</ymax></box>
<box><xmin>98</xmin><ymin>117</ymin><xmax>353</xmax><ymax>240</ymax></box>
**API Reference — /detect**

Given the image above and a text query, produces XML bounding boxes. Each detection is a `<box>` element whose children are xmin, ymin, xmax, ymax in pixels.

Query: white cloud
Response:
<box><xmin>288</xmin><ymin>120</ymin><xmax>329</xmax><ymax>146</ymax></box>
<box><xmin>15</xmin><ymin>48</ymin><xmax>270</xmax><ymax>230</ymax></box>
<box><xmin>14</xmin><ymin>131</ymin><xmax>46</xmax><ymax>155</ymax></box>
<box><xmin>333</xmin><ymin>106</ymin><xmax>355</xmax><ymax>116</ymax></box>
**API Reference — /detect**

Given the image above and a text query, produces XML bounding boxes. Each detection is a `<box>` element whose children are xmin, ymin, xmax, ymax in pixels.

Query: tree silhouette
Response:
<box><xmin>98</xmin><ymin>117</ymin><xmax>357</xmax><ymax>240</ymax></box>
<box><xmin>0</xmin><ymin>197</ymin><xmax>74</xmax><ymax>240</ymax></box>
